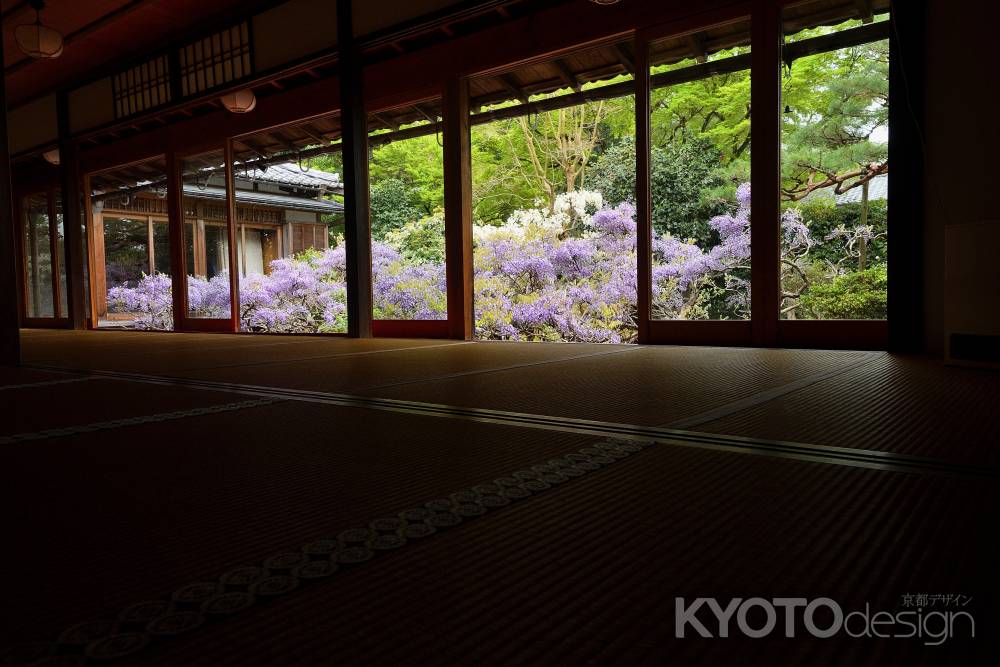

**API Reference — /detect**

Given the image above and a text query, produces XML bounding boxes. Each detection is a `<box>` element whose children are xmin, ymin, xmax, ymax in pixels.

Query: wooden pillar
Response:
<box><xmin>0</xmin><ymin>27</ymin><xmax>21</xmax><ymax>364</ymax></box>
<box><xmin>634</xmin><ymin>36</ymin><xmax>652</xmax><ymax>345</ymax></box>
<box><xmin>166</xmin><ymin>151</ymin><xmax>187</xmax><ymax>329</ymax></box>
<box><xmin>224</xmin><ymin>140</ymin><xmax>241</xmax><ymax>332</ymax></box>
<box><xmin>337</xmin><ymin>0</ymin><xmax>373</xmax><ymax>338</ymax></box>
<box><xmin>750</xmin><ymin>0</ymin><xmax>781</xmax><ymax>347</ymax></box>
<box><xmin>57</xmin><ymin>92</ymin><xmax>87</xmax><ymax>329</ymax></box>
<box><xmin>443</xmin><ymin>76</ymin><xmax>473</xmax><ymax>339</ymax></box>
<box><xmin>887</xmin><ymin>0</ymin><xmax>925</xmax><ymax>353</ymax></box>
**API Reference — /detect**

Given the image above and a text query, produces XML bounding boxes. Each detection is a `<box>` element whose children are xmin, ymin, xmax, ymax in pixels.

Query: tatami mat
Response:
<box><xmin>360</xmin><ymin>346</ymin><xmax>875</xmax><ymax>426</ymax></box>
<box><xmin>3</xmin><ymin>379</ymin><xmax>248</xmax><ymax>437</ymax></box>
<box><xmin>121</xmin><ymin>444</ymin><xmax>997</xmax><ymax>667</ymax></box>
<box><xmin>697</xmin><ymin>354</ymin><xmax>1000</xmax><ymax>465</ymax></box>
<box><xmin>2</xmin><ymin>401</ymin><xmax>606</xmax><ymax>645</ymax></box>
<box><xmin>6</xmin><ymin>329</ymin><xmax>999</xmax><ymax>666</ymax></box>
<box><xmin>168</xmin><ymin>340</ymin><xmax>627</xmax><ymax>390</ymax></box>
<box><xmin>21</xmin><ymin>330</ymin><xmax>452</xmax><ymax>374</ymax></box>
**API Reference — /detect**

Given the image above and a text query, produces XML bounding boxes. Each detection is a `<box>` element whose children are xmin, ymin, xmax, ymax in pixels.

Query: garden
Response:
<box><xmin>107</xmin><ymin>22</ymin><xmax>888</xmax><ymax>341</ymax></box>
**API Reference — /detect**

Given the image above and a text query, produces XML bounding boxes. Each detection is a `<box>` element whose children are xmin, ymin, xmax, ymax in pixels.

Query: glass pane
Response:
<box><xmin>470</xmin><ymin>41</ymin><xmax>637</xmax><ymax>343</ymax></box>
<box><xmin>649</xmin><ymin>20</ymin><xmax>751</xmax><ymax>321</ymax></box>
<box><xmin>231</xmin><ymin>113</ymin><xmax>346</xmax><ymax>333</ymax></box>
<box><xmin>779</xmin><ymin>6</ymin><xmax>889</xmax><ymax>320</ymax></box>
<box><xmin>79</xmin><ymin>192</ymin><xmax>91</xmax><ymax>318</ymax></box>
<box><xmin>54</xmin><ymin>193</ymin><xmax>67</xmax><ymax>317</ymax></box>
<box><xmin>368</xmin><ymin>102</ymin><xmax>447</xmax><ymax>321</ymax></box>
<box><xmin>239</xmin><ymin>226</ymin><xmax>279</xmax><ymax>277</ymax></box>
<box><xmin>153</xmin><ymin>221</ymin><xmax>172</xmax><ymax>275</ymax></box>
<box><xmin>181</xmin><ymin>148</ymin><xmax>233</xmax><ymax>320</ymax></box>
<box><xmin>22</xmin><ymin>194</ymin><xmax>54</xmax><ymax>318</ymax></box>
<box><xmin>89</xmin><ymin>156</ymin><xmax>173</xmax><ymax>330</ymax></box>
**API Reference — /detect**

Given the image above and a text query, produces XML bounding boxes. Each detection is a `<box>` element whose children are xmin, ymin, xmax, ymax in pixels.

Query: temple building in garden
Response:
<box><xmin>86</xmin><ymin>163</ymin><xmax>342</xmax><ymax>324</ymax></box>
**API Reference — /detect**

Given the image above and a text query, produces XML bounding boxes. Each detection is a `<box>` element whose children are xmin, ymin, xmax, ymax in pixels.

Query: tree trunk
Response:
<box><xmin>858</xmin><ymin>179</ymin><xmax>869</xmax><ymax>271</ymax></box>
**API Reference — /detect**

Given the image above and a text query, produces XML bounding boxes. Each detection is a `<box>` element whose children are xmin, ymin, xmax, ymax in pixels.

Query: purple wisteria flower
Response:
<box><xmin>108</xmin><ymin>183</ymin><xmax>810</xmax><ymax>341</ymax></box>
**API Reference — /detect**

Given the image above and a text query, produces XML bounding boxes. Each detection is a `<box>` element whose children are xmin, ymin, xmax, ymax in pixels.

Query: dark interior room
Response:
<box><xmin>1</xmin><ymin>0</ymin><xmax>998</xmax><ymax>664</ymax></box>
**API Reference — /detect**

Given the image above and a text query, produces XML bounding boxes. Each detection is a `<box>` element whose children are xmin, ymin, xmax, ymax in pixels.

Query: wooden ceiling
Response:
<box><xmin>0</xmin><ymin>0</ymin><xmax>280</xmax><ymax>107</ymax></box>
<box><xmin>15</xmin><ymin>0</ymin><xmax>891</xmax><ymax>180</ymax></box>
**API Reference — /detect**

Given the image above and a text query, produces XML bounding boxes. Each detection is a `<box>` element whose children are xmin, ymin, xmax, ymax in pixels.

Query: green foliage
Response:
<box><xmin>384</xmin><ymin>210</ymin><xmax>446</xmax><ymax>263</ymax></box>
<box><xmin>800</xmin><ymin>265</ymin><xmax>887</xmax><ymax>319</ymax></box>
<box><xmin>471</xmin><ymin>119</ymin><xmax>542</xmax><ymax>224</ymax></box>
<box><xmin>790</xmin><ymin>199</ymin><xmax>887</xmax><ymax>265</ymax></box>
<box><xmin>590</xmin><ymin>137</ymin><xmax>727</xmax><ymax>244</ymax></box>
<box><xmin>370</xmin><ymin>178</ymin><xmax>420</xmax><ymax>241</ymax></box>
<box><xmin>781</xmin><ymin>37</ymin><xmax>888</xmax><ymax>199</ymax></box>
<box><xmin>369</xmin><ymin>134</ymin><xmax>444</xmax><ymax>215</ymax></box>
<box><xmin>306</xmin><ymin>152</ymin><xmax>343</xmax><ymax>176</ymax></box>
<box><xmin>651</xmin><ymin>60</ymin><xmax>752</xmax><ymax>165</ymax></box>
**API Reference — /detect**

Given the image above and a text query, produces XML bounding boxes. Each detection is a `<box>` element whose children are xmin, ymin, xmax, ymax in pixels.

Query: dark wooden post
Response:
<box><xmin>337</xmin><ymin>0</ymin><xmax>373</xmax><ymax>338</ymax></box>
<box><xmin>750</xmin><ymin>0</ymin><xmax>781</xmax><ymax>347</ymax></box>
<box><xmin>224</xmin><ymin>140</ymin><xmax>241</xmax><ymax>332</ymax></box>
<box><xmin>0</xmin><ymin>27</ymin><xmax>21</xmax><ymax>364</ymax></box>
<box><xmin>634</xmin><ymin>36</ymin><xmax>652</xmax><ymax>344</ymax></box>
<box><xmin>443</xmin><ymin>75</ymin><xmax>473</xmax><ymax>339</ymax></box>
<box><xmin>887</xmin><ymin>0</ymin><xmax>925</xmax><ymax>353</ymax></box>
<box><xmin>166</xmin><ymin>151</ymin><xmax>187</xmax><ymax>330</ymax></box>
<box><xmin>57</xmin><ymin>92</ymin><xmax>87</xmax><ymax>329</ymax></box>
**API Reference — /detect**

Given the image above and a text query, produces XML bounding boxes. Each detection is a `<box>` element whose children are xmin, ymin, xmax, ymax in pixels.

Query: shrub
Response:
<box><xmin>370</xmin><ymin>178</ymin><xmax>420</xmax><ymax>241</ymax></box>
<box><xmin>383</xmin><ymin>210</ymin><xmax>446</xmax><ymax>264</ymax></box>
<box><xmin>108</xmin><ymin>184</ymin><xmax>882</xmax><ymax>338</ymax></box>
<box><xmin>799</xmin><ymin>265</ymin><xmax>887</xmax><ymax>319</ymax></box>
<box><xmin>590</xmin><ymin>137</ymin><xmax>727</xmax><ymax>245</ymax></box>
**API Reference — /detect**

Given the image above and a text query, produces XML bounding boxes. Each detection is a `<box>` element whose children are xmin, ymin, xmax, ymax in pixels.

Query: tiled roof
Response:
<box><xmin>835</xmin><ymin>173</ymin><xmax>888</xmax><ymax>205</ymax></box>
<box><xmin>240</xmin><ymin>163</ymin><xmax>343</xmax><ymax>192</ymax></box>
<box><xmin>183</xmin><ymin>185</ymin><xmax>343</xmax><ymax>214</ymax></box>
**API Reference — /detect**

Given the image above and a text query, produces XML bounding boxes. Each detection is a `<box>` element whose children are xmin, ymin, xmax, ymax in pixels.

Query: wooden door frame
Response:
<box><xmin>171</xmin><ymin>143</ymin><xmax>240</xmax><ymax>333</ymax></box>
<box><xmin>634</xmin><ymin>2</ymin><xmax>890</xmax><ymax>350</ymax></box>
<box><xmin>15</xmin><ymin>188</ymin><xmax>70</xmax><ymax>327</ymax></box>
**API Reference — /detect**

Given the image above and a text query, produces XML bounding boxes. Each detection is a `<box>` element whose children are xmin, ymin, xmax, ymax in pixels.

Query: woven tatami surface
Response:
<box><xmin>4</xmin><ymin>329</ymin><xmax>999</xmax><ymax>665</ymax></box>
<box><xmin>122</xmin><ymin>447</ymin><xmax>998</xmax><ymax>667</ymax></box>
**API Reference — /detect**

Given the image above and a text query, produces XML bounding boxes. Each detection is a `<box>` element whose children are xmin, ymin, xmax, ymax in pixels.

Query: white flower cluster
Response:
<box><xmin>474</xmin><ymin>190</ymin><xmax>605</xmax><ymax>242</ymax></box>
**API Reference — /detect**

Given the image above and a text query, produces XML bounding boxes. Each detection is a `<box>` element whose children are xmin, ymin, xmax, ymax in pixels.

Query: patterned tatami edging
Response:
<box><xmin>0</xmin><ymin>376</ymin><xmax>97</xmax><ymax>392</ymax></box>
<box><xmin>26</xmin><ymin>364</ymin><xmax>1000</xmax><ymax>479</ymax></box>
<box><xmin>0</xmin><ymin>398</ymin><xmax>279</xmax><ymax>446</ymax></box>
<box><xmin>0</xmin><ymin>438</ymin><xmax>652</xmax><ymax>665</ymax></box>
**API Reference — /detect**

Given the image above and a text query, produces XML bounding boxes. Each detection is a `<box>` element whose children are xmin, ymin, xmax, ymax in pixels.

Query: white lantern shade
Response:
<box><xmin>15</xmin><ymin>22</ymin><xmax>64</xmax><ymax>59</ymax></box>
<box><xmin>220</xmin><ymin>89</ymin><xmax>257</xmax><ymax>114</ymax></box>
<box><xmin>42</xmin><ymin>148</ymin><xmax>61</xmax><ymax>165</ymax></box>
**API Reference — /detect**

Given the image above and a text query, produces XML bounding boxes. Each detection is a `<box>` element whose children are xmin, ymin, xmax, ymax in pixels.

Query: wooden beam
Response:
<box><xmin>338</xmin><ymin>0</ymin><xmax>373</xmax><ymax>338</ymax></box>
<box><xmin>372</xmin><ymin>112</ymin><xmax>400</xmax><ymax>131</ymax></box>
<box><xmin>412</xmin><ymin>103</ymin><xmax>438</xmax><ymax>123</ymax></box>
<box><xmin>57</xmin><ymin>92</ymin><xmax>87</xmax><ymax>329</ymax></box>
<box><xmin>0</xmin><ymin>27</ymin><xmax>21</xmax><ymax>364</ymax></box>
<box><xmin>634</xmin><ymin>36</ymin><xmax>651</xmax><ymax>345</ymax></box>
<box><xmin>750</xmin><ymin>0</ymin><xmax>781</xmax><ymax>347</ymax></box>
<box><xmin>443</xmin><ymin>76</ymin><xmax>473</xmax><ymax>340</ymax></box>
<box><xmin>552</xmin><ymin>59</ymin><xmax>582</xmax><ymax>93</ymax></box>
<box><xmin>783</xmin><ymin>20</ymin><xmax>888</xmax><ymax>60</ymax></box>
<box><xmin>854</xmin><ymin>0</ymin><xmax>875</xmax><ymax>24</ymax></box>
<box><xmin>687</xmin><ymin>33</ymin><xmax>708</xmax><ymax>63</ymax></box>
<box><xmin>612</xmin><ymin>43</ymin><xmax>636</xmax><ymax>74</ymax></box>
<box><xmin>497</xmin><ymin>73</ymin><xmax>530</xmax><ymax>104</ymax></box>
